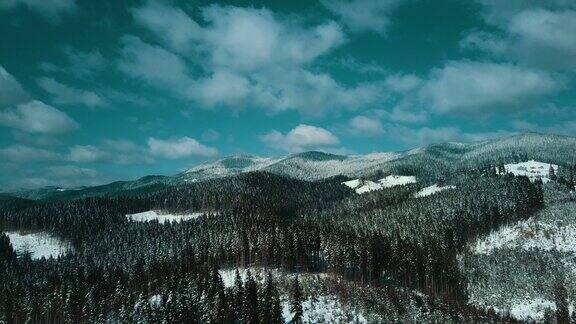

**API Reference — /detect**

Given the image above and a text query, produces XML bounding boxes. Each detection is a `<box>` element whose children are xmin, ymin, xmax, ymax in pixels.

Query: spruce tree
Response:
<box><xmin>290</xmin><ymin>276</ymin><xmax>304</xmax><ymax>324</ymax></box>
<box><xmin>242</xmin><ymin>270</ymin><xmax>259</xmax><ymax>324</ymax></box>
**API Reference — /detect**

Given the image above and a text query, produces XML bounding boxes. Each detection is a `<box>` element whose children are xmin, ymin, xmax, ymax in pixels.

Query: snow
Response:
<box><xmin>378</xmin><ymin>175</ymin><xmax>416</xmax><ymax>188</ymax></box>
<box><xmin>414</xmin><ymin>184</ymin><xmax>456</xmax><ymax>198</ymax></box>
<box><xmin>503</xmin><ymin>160</ymin><xmax>558</xmax><ymax>183</ymax></box>
<box><xmin>282</xmin><ymin>296</ymin><xmax>367</xmax><ymax>324</ymax></box>
<box><xmin>343</xmin><ymin>175</ymin><xmax>417</xmax><ymax>194</ymax></box>
<box><xmin>220</xmin><ymin>268</ymin><xmax>367</xmax><ymax>323</ymax></box>
<box><xmin>126</xmin><ymin>210</ymin><xmax>203</xmax><ymax>224</ymax></box>
<box><xmin>4</xmin><ymin>231</ymin><xmax>70</xmax><ymax>260</ymax></box>
<box><xmin>471</xmin><ymin>219</ymin><xmax>576</xmax><ymax>255</ymax></box>
<box><xmin>509</xmin><ymin>298</ymin><xmax>556</xmax><ymax>322</ymax></box>
<box><xmin>149</xmin><ymin>294</ymin><xmax>163</xmax><ymax>309</ymax></box>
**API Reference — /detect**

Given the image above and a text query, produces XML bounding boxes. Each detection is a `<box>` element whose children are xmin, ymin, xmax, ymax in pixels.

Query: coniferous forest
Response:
<box><xmin>1</xmin><ymin>134</ymin><xmax>576</xmax><ymax>323</ymax></box>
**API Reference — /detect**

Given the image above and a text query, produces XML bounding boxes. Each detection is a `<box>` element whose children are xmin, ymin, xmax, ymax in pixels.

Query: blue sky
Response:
<box><xmin>1</xmin><ymin>0</ymin><xmax>575</xmax><ymax>190</ymax></box>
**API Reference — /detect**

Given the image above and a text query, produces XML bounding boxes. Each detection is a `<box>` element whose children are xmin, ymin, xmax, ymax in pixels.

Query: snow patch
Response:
<box><xmin>509</xmin><ymin>298</ymin><xmax>556</xmax><ymax>322</ymax></box>
<box><xmin>503</xmin><ymin>160</ymin><xmax>558</xmax><ymax>183</ymax></box>
<box><xmin>471</xmin><ymin>219</ymin><xmax>576</xmax><ymax>255</ymax></box>
<box><xmin>378</xmin><ymin>175</ymin><xmax>416</xmax><ymax>188</ymax></box>
<box><xmin>126</xmin><ymin>210</ymin><xmax>203</xmax><ymax>224</ymax></box>
<box><xmin>4</xmin><ymin>231</ymin><xmax>71</xmax><ymax>260</ymax></box>
<box><xmin>414</xmin><ymin>184</ymin><xmax>456</xmax><ymax>198</ymax></box>
<box><xmin>343</xmin><ymin>175</ymin><xmax>416</xmax><ymax>194</ymax></box>
<box><xmin>282</xmin><ymin>295</ymin><xmax>367</xmax><ymax>324</ymax></box>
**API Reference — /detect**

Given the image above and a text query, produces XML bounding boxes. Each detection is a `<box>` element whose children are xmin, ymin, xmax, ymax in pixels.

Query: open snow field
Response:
<box><xmin>4</xmin><ymin>231</ymin><xmax>71</xmax><ymax>260</ymax></box>
<box><xmin>343</xmin><ymin>175</ymin><xmax>417</xmax><ymax>194</ymax></box>
<box><xmin>414</xmin><ymin>184</ymin><xmax>456</xmax><ymax>198</ymax></box>
<box><xmin>502</xmin><ymin>160</ymin><xmax>558</xmax><ymax>183</ymax></box>
<box><xmin>126</xmin><ymin>210</ymin><xmax>203</xmax><ymax>224</ymax></box>
<box><xmin>462</xmin><ymin>201</ymin><xmax>576</xmax><ymax>322</ymax></box>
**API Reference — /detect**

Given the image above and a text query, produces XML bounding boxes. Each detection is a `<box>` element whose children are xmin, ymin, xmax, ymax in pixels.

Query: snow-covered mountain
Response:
<box><xmin>10</xmin><ymin>133</ymin><xmax>576</xmax><ymax>200</ymax></box>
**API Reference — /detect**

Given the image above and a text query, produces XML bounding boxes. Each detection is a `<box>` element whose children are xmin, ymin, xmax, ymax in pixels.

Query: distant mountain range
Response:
<box><xmin>8</xmin><ymin>133</ymin><xmax>576</xmax><ymax>200</ymax></box>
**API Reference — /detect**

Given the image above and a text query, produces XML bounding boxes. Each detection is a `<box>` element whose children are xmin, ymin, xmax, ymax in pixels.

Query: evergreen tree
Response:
<box><xmin>290</xmin><ymin>276</ymin><xmax>304</xmax><ymax>324</ymax></box>
<box><xmin>243</xmin><ymin>270</ymin><xmax>259</xmax><ymax>324</ymax></box>
<box><xmin>554</xmin><ymin>279</ymin><xmax>570</xmax><ymax>324</ymax></box>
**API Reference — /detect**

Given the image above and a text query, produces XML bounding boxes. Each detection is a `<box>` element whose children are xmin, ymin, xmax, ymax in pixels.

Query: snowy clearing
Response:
<box><xmin>502</xmin><ymin>160</ymin><xmax>558</xmax><ymax>183</ymax></box>
<box><xmin>126</xmin><ymin>210</ymin><xmax>203</xmax><ymax>224</ymax></box>
<box><xmin>471</xmin><ymin>219</ymin><xmax>576</xmax><ymax>255</ymax></box>
<box><xmin>378</xmin><ymin>175</ymin><xmax>416</xmax><ymax>188</ymax></box>
<box><xmin>343</xmin><ymin>175</ymin><xmax>416</xmax><ymax>194</ymax></box>
<box><xmin>4</xmin><ymin>231</ymin><xmax>71</xmax><ymax>260</ymax></box>
<box><xmin>282</xmin><ymin>295</ymin><xmax>367</xmax><ymax>324</ymax></box>
<box><xmin>414</xmin><ymin>184</ymin><xmax>456</xmax><ymax>198</ymax></box>
<box><xmin>219</xmin><ymin>267</ymin><xmax>367</xmax><ymax>323</ymax></box>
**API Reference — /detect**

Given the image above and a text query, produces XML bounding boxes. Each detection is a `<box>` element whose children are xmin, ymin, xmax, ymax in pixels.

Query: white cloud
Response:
<box><xmin>132</xmin><ymin>1</ymin><xmax>202</xmax><ymax>53</ymax></box>
<box><xmin>0</xmin><ymin>65</ymin><xmax>30</xmax><ymax>107</ymax></box>
<box><xmin>320</xmin><ymin>0</ymin><xmax>405</xmax><ymax>35</ymax></box>
<box><xmin>48</xmin><ymin>165</ymin><xmax>98</xmax><ymax>178</ymax></box>
<box><xmin>384</xmin><ymin>124</ymin><xmax>510</xmax><ymax>147</ymax></box>
<box><xmin>349</xmin><ymin>116</ymin><xmax>385</xmax><ymax>136</ymax></box>
<box><xmin>470</xmin><ymin>1</ymin><xmax>576</xmax><ymax>70</ymax></box>
<box><xmin>68</xmin><ymin>140</ymin><xmax>154</xmax><ymax>164</ymax></box>
<box><xmin>118</xmin><ymin>35</ymin><xmax>193</xmax><ymax>93</ymax></box>
<box><xmin>420</xmin><ymin>61</ymin><xmax>561</xmax><ymax>114</ymax></box>
<box><xmin>68</xmin><ymin>145</ymin><xmax>105</xmax><ymax>163</ymax></box>
<box><xmin>262</xmin><ymin>124</ymin><xmax>340</xmax><ymax>153</ymax></box>
<box><xmin>127</xmin><ymin>3</ymin><xmax>380</xmax><ymax>115</ymax></box>
<box><xmin>0</xmin><ymin>0</ymin><xmax>77</xmax><ymax>22</ymax></box>
<box><xmin>37</xmin><ymin>77</ymin><xmax>106</xmax><ymax>108</ymax></box>
<box><xmin>147</xmin><ymin>137</ymin><xmax>218</xmax><ymax>159</ymax></box>
<box><xmin>385</xmin><ymin>74</ymin><xmax>422</xmax><ymax>93</ymax></box>
<box><xmin>0</xmin><ymin>100</ymin><xmax>78</xmax><ymax>134</ymax></box>
<box><xmin>0</xmin><ymin>145</ymin><xmax>60</xmax><ymax>162</ymax></box>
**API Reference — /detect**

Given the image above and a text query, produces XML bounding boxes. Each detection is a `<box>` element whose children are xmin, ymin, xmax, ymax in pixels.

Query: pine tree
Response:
<box><xmin>554</xmin><ymin>279</ymin><xmax>570</xmax><ymax>324</ymax></box>
<box><xmin>232</xmin><ymin>269</ymin><xmax>244</xmax><ymax>322</ymax></box>
<box><xmin>549</xmin><ymin>165</ymin><xmax>557</xmax><ymax>181</ymax></box>
<box><xmin>242</xmin><ymin>270</ymin><xmax>259</xmax><ymax>324</ymax></box>
<box><xmin>290</xmin><ymin>276</ymin><xmax>304</xmax><ymax>324</ymax></box>
<box><xmin>260</xmin><ymin>272</ymin><xmax>283</xmax><ymax>324</ymax></box>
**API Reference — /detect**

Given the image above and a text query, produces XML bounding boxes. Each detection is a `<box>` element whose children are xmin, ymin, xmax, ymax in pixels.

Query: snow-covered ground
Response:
<box><xmin>472</xmin><ymin>220</ymin><xmax>576</xmax><ymax>255</ymax></box>
<box><xmin>378</xmin><ymin>175</ymin><xmax>416</xmax><ymax>188</ymax></box>
<box><xmin>464</xmin><ymin>202</ymin><xmax>576</xmax><ymax>322</ymax></box>
<box><xmin>126</xmin><ymin>210</ymin><xmax>203</xmax><ymax>224</ymax></box>
<box><xmin>414</xmin><ymin>184</ymin><xmax>456</xmax><ymax>198</ymax></box>
<box><xmin>343</xmin><ymin>175</ymin><xmax>416</xmax><ymax>194</ymax></box>
<box><xmin>4</xmin><ymin>231</ymin><xmax>71</xmax><ymax>260</ymax></box>
<box><xmin>281</xmin><ymin>295</ymin><xmax>367</xmax><ymax>324</ymax></box>
<box><xmin>502</xmin><ymin>160</ymin><xmax>558</xmax><ymax>183</ymax></box>
<box><xmin>219</xmin><ymin>267</ymin><xmax>367</xmax><ymax>323</ymax></box>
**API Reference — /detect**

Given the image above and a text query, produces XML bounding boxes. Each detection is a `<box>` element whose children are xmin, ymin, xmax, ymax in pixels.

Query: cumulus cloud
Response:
<box><xmin>320</xmin><ymin>0</ymin><xmax>406</xmax><ymax>35</ymax></box>
<box><xmin>0</xmin><ymin>66</ymin><xmax>30</xmax><ymax>107</ymax></box>
<box><xmin>126</xmin><ymin>3</ymin><xmax>380</xmax><ymax>116</ymax></box>
<box><xmin>147</xmin><ymin>137</ymin><xmax>218</xmax><ymax>159</ymax></box>
<box><xmin>132</xmin><ymin>1</ymin><xmax>202</xmax><ymax>53</ymax></box>
<box><xmin>0</xmin><ymin>100</ymin><xmax>78</xmax><ymax>134</ymax></box>
<box><xmin>0</xmin><ymin>0</ymin><xmax>77</xmax><ymax>22</ymax></box>
<box><xmin>384</xmin><ymin>124</ymin><xmax>510</xmax><ymax>147</ymax></box>
<box><xmin>68</xmin><ymin>145</ymin><xmax>105</xmax><ymax>163</ymax></box>
<box><xmin>468</xmin><ymin>1</ymin><xmax>576</xmax><ymax>70</ymax></box>
<box><xmin>68</xmin><ymin>139</ymin><xmax>154</xmax><ymax>164</ymax></box>
<box><xmin>37</xmin><ymin>77</ymin><xmax>106</xmax><ymax>108</ymax></box>
<box><xmin>262</xmin><ymin>124</ymin><xmax>340</xmax><ymax>153</ymax></box>
<box><xmin>118</xmin><ymin>35</ymin><xmax>193</xmax><ymax>93</ymax></box>
<box><xmin>420</xmin><ymin>61</ymin><xmax>561</xmax><ymax>114</ymax></box>
<box><xmin>349</xmin><ymin>116</ymin><xmax>385</xmax><ymax>137</ymax></box>
<box><xmin>0</xmin><ymin>145</ymin><xmax>60</xmax><ymax>162</ymax></box>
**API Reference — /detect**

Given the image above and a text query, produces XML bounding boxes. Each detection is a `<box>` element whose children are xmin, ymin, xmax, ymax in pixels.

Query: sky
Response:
<box><xmin>1</xmin><ymin>0</ymin><xmax>575</xmax><ymax>190</ymax></box>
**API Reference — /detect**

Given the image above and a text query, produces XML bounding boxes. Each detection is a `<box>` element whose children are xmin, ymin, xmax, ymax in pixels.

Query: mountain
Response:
<box><xmin>9</xmin><ymin>133</ymin><xmax>576</xmax><ymax>201</ymax></box>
